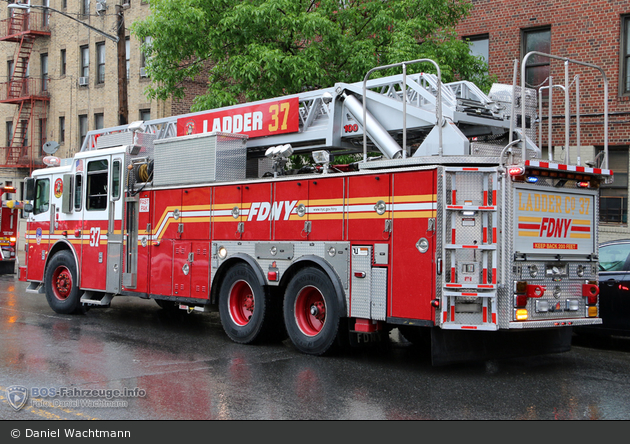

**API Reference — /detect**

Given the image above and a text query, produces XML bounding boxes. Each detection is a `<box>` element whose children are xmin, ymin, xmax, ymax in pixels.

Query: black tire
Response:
<box><xmin>218</xmin><ymin>263</ymin><xmax>273</xmax><ymax>344</ymax></box>
<box><xmin>283</xmin><ymin>267</ymin><xmax>341</xmax><ymax>355</ymax></box>
<box><xmin>44</xmin><ymin>250</ymin><xmax>83</xmax><ymax>314</ymax></box>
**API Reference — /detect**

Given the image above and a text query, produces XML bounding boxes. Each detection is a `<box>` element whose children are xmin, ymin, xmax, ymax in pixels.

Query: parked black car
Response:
<box><xmin>575</xmin><ymin>239</ymin><xmax>630</xmax><ymax>337</ymax></box>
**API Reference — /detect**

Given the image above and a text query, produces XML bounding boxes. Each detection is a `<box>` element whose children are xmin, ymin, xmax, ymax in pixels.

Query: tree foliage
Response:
<box><xmin>132</xmin><ymin>0</ymin><xmax>492</xmax><ymax>112</ymax></box>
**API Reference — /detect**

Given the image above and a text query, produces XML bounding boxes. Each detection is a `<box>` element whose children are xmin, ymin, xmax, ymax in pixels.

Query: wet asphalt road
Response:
<box><xmin>1</xmin><ymin>274</ymin><xmax>630</xmax><ymax>420</ymax></box>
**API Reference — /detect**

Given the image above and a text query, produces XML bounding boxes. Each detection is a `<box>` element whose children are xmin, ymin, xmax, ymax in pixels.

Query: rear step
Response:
<box><xmin>80</xmin><ymin>291</ymin><xmax>114</xmax><ymax>307</ymax></box>
<box><xmin>26</xmin><ymin>281</ymin><xmax>44</xmax><ymax>294</ymax></box>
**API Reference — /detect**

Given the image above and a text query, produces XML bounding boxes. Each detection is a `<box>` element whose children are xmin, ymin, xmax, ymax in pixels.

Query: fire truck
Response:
<box><xmin>0</xmin><ymin>185</ymin><xmax>19</xmax><ymax>274</ymax></box>
<box><xmin>19</xmin><ymin>55</ymin><xmax>611</xmax><ymax>364</ymax></box>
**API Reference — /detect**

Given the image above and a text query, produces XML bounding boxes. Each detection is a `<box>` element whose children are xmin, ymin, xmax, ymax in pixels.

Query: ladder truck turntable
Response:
<box><xmin>19</xmin><ymin>56</ymin><xmax>611</xmax><ymax>364</ymax></box>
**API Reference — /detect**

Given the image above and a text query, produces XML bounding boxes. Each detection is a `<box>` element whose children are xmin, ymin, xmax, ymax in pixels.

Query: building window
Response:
<box><xmin>62</xmin><ymin>0</ymin><xmax>67</xmax><ymax>10</ymax></box>
<box><xmin>94</xmin><ymin>113</ymin><xmax>104</xmax><ymax>130</ymax></box>
<box><xmin>125</xmin><ymin>37</ymin><xmax>130</xmax><ymax>80</ymax></box>
<box><xmin>59</xmin><ymin>116</ymin><xmax>65</xmax><ymax>144</ymax></box>
<box><xmin>522</xmin><ymin>27</ymin><xmax>551</xmax><ymax>90</ymax></box>
<box><xmin>38</xmin><ymin>119</ymin><xmax>46</xmax><ymax>155</ymax></box>
<box><xmin>80</xmin><ymin>45</ymin><xmax>89</xmax><ymax>79</ymax></box>
<box><xmin>60</xmin><ymin>49</ymin><xmax>66</xmax><ymax>77</ymax></box>
<box><xmin>96</xmin><ymin>42</ymin><xmax>105</xmax><ymax>84</ymax></box>
<box><xmin>139</xmin><ymin>109</ymin><xmax>151</xmax><ymax>121</ymax></box>
<box><xmin>600</xmin><ymin>147</ymin><xmax>628</xmax><ymax>224</ymax></box>
<box><xmin>6</xmin><ymin>121</ymin><xmax>12</xmax><ymax>146</ymax></box>
<box><xmin>140</xmin><ymin>36</ymin><xmax>152</xmax><ymax>77</ymax></box>
<box><xmin>42</xmin><ymin>0</ymin><xmax>49</xmax><ymax>27</ymax></box>
<box><xmin>40</xmin><ymin>53</ymin><xmax>48</xmax><ymax>92</ymax></box>
<box><xmin>21</xmin><ymin>119</ymin><xmax>27</xmax><ymax>147</ymax></box>
<box><xmin>79</xmin><ymin>114</ymin><xmax>88</xmax><ymax>149</ymax></box>
<box><xmin>466</xmin><ymin>34</ymin><xmax>489</xmax><ymax>65</ymax></box>
<box><xmin>621</xmin><ymin>15</ymin><xmax>630</xmax><ymax>95</ymax></box>
<box><xmin>7</xmin><ymin>60</ymin><xmax>13</xmax><ymax>81</ymax></box>
<box><xmin>82</xmin><ymin>0</ymin><xmax>90</xmax><ymax>16</ymax></box>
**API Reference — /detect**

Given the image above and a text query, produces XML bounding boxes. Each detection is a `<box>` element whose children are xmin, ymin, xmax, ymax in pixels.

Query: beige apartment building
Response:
<box><xmin>0</xmin><ymin>0</ymin><xmax>184</xmax><ymax>199</ymax></box>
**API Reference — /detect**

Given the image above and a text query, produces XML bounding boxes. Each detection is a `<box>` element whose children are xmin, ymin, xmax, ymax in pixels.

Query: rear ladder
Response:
<box><xmin>440</xmin><ymin>167</ymin><xmax>500</xmax><ymax>330</ymax></box>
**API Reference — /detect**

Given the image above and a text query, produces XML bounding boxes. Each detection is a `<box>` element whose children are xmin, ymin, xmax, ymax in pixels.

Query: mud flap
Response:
<box><xmin>0</xmin><ymin>260</ymin><xmax>15</xmax><ymax>275</ymax></box>
<box><xmin>430</xmin><ymin>327</ymin><xmax>573</xmax><ymax>366</ymax></box>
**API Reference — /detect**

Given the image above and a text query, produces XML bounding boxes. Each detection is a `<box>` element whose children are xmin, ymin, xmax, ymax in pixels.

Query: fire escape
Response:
<box><xmin>0</xmin><ymin>8</ymin><xmax>50</xmax><ymax>173</ymax></box>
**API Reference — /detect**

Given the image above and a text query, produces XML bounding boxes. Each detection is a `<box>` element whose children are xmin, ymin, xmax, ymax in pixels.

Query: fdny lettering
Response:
<box><xmin>539</xmin><ymin>217</ymin><xmax>572</xmax><ymax>238</ymax></box>
<box><xmin>247</xmin><ymin>200</ymin><xmax>298</xmax><ymax>221</ymax></box>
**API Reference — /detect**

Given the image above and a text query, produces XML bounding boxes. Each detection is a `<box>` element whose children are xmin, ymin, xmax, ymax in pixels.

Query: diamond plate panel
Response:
<box><xmin>350</xmin><ymin>246</ymin><xmax>372</xmax><ymax>319</ymax></box>
<box><xmin>371</xmin><ymin>268</ymin><xmax>387</xmax><ymax>321</ymax></box>
<box><xmin>153</xmin><ymin>132</ymin><xmax>247</xmax><ymax>186</ymax></box>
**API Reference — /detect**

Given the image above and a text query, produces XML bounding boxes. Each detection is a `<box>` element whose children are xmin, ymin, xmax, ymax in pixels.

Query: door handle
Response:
<box><xmin>606</xmin><ymin>278</ymin><xmax>619</xmax><ymax>287</ymax></box>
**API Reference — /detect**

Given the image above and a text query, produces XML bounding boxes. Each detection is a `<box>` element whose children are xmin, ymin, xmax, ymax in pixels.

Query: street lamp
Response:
<box><xmin>8</xmin><ymin>1</ymin><xmax>129</xmax><ymax>125</ymax></box>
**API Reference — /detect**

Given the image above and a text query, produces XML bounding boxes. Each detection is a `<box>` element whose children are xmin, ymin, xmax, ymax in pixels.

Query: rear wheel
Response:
<box><xmin>219</xmin><ymin>263</ymin><xmax>273</xmax><ymax>344</ymax></box>
<box><xmin>45</xmin><ymin>251</ymin><xmax>83</xmax><ymax>314</ymax></box>
<box><xmin>283</xmin><ymin>267</ymin><xmax>341</xmax><ymax>355</ymax></box>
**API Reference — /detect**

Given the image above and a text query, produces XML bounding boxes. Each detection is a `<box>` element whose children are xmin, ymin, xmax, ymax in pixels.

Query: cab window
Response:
<box><xmin>74</xmin><ymin>173</ymin><xmax>83</xmax><ymax>211</ymax></box>
<box><xmin>87</xmin><ymin>159</ymin><xmax>108</xmax><ymax>211</ymax></box>
<box><xmin>33</xmin><ymin>178</ymin><xmax>50</xmax><ymax>215</ymax></box>
<box><xmin>111</xmin><ymin>159</ymin><xmax>121</xmax><ymax>200</ymax></box>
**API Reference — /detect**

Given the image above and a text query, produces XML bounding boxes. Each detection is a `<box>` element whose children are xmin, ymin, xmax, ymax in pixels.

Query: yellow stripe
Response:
<box><xmin>570</xmin><ymin>233</ymin><xmax>591</xmax><ymax>239</ymax></box>
<box><xmin>181</xmin><ymin>216</ymin><xmax>210</xmax><ymax>223</ymax></box>
<box><xmin>519</xmin><ymin>231</ymin><xmax>540</xmax><ymax>237</ymax></box>
<box><xmin>393</xmin><ymin>210</ymin><xmax>437</xmax><ymax>219</ymax></box>
<box><xmin>394</xmin><ymin>194</ymin><xmax>437</xmax><ymax>203</ymax></box>
<box><xmin>213</xmin><ymin>216</ymin><xmax>240</xmax><ymax>223</ymax></box>
<box><xmin>307</xmin><ymin>214</ymin><xmax>344</xmax><ymax>221</ymax></box>
<box><xmin>347</xmin><ymin>212</ymin><xmax>389</xmax><ymax>220</ymax></box>
<box><xmin>518</xmin><ymin>216</ymin><xmax>542</xmax><ymax>222</ymax></box>
<box><xmin>572</xmin><ymin>219</ymin><xmax>591</xmax><ymax>225</ymax></box>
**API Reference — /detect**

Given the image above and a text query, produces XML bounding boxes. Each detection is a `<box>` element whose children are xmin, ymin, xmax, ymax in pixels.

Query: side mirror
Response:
<box><xmin>23</xmin><ymin>203</ymin><xmax>33</xmax><ymax>214</ymax></box>
<box><xmin>24</xmin><ymin>178</ymin><xmax>35</xmax><ymax>201</ymax></box>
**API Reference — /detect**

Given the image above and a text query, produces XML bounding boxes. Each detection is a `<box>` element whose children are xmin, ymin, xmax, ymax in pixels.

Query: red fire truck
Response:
<box><xmin>0</xmin><ymin>185</ymin><xmax>19</xmax><ymax>274</ymax></box>
<box><xmin>19</xmin><ymin>55</ymin><xmax>611</xmax><ymax>364</ymax></box>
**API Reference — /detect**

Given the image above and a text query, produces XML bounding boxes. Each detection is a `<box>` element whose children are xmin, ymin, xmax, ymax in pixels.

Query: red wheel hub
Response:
<box><xmin>294</xmin><ymin>286</ymin><xmax>326</xmax><ymax>336</ymax></box>
<box><xmin>52</xmin><ymin>266</ymin><xmax>73</xmax><ymax>301</ymax></box>
<box><xmin>228</xmin><ymin>280</ymin><xmax>255</xmax><ymax>326</ymax></box>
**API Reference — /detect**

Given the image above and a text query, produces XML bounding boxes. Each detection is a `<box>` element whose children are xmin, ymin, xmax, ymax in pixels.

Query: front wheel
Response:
<box><xmin>283</xmin><ymin>267</ymin><xmax>341</xmax><ymax>355</ymax></box>
<box><xmin>44</xmin><ymin>250</ymin><xmax>83</xmax><ymax>314</ymax></box>
<box><xmin>218</xmin><ymin>263</ymin><xmax>273</xmax><ymax>344</ymax></box>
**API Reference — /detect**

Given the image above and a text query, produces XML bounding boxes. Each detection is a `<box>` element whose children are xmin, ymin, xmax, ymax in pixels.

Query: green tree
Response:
<box><xmin>132</xmin><ymin>0</ymin><xmax>491</xmax><ymax>112</ymax></box>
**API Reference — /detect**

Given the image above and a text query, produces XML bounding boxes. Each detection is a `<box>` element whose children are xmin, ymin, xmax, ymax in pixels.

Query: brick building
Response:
<box><xmin>457</xmin><ymin>0</ymin><xmax>630</xmax><ymax>241</ymax></box>
<box><xmin>0</xmin><ymin>0</ymin><xmax>206</xmax><ymax>200</ymax></box>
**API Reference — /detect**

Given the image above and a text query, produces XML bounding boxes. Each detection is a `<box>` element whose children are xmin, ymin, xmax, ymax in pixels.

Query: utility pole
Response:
<box><xmin>116</xmin><ymin>4</ymin><xmax>128</xmax><ymax>126</ymax></box>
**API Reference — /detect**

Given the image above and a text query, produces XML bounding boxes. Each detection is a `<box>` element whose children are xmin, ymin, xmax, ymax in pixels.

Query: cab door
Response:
<box><xmin>106</xmin><ymin>156</ymin><xmax>124</xmax><ymax>294</ymax></box>
<box><xmin>26</xmin><ymin>175</ymin><xmax>52</xmax><ymax>281</ymax></box>
<box><xmin>80</xmin><ymin>156</ymin><xmax>111</xmax><ymax>290</ymax></box>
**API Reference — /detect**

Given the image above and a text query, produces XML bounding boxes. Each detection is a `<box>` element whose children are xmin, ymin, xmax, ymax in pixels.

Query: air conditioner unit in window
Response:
<box><xmin>79</xmin><ymin>77</ymin><xmax>89</xmax><ymax>86</ymax></box>
<box><xmin>96</xmin><ymin>3</ymin><xmax>107</xmax><ymax>13</ymax></box>
<box><xmin>139</xmin><ymin>67</ymin><xmax>147</xmax><ymax>78</ymax></box>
